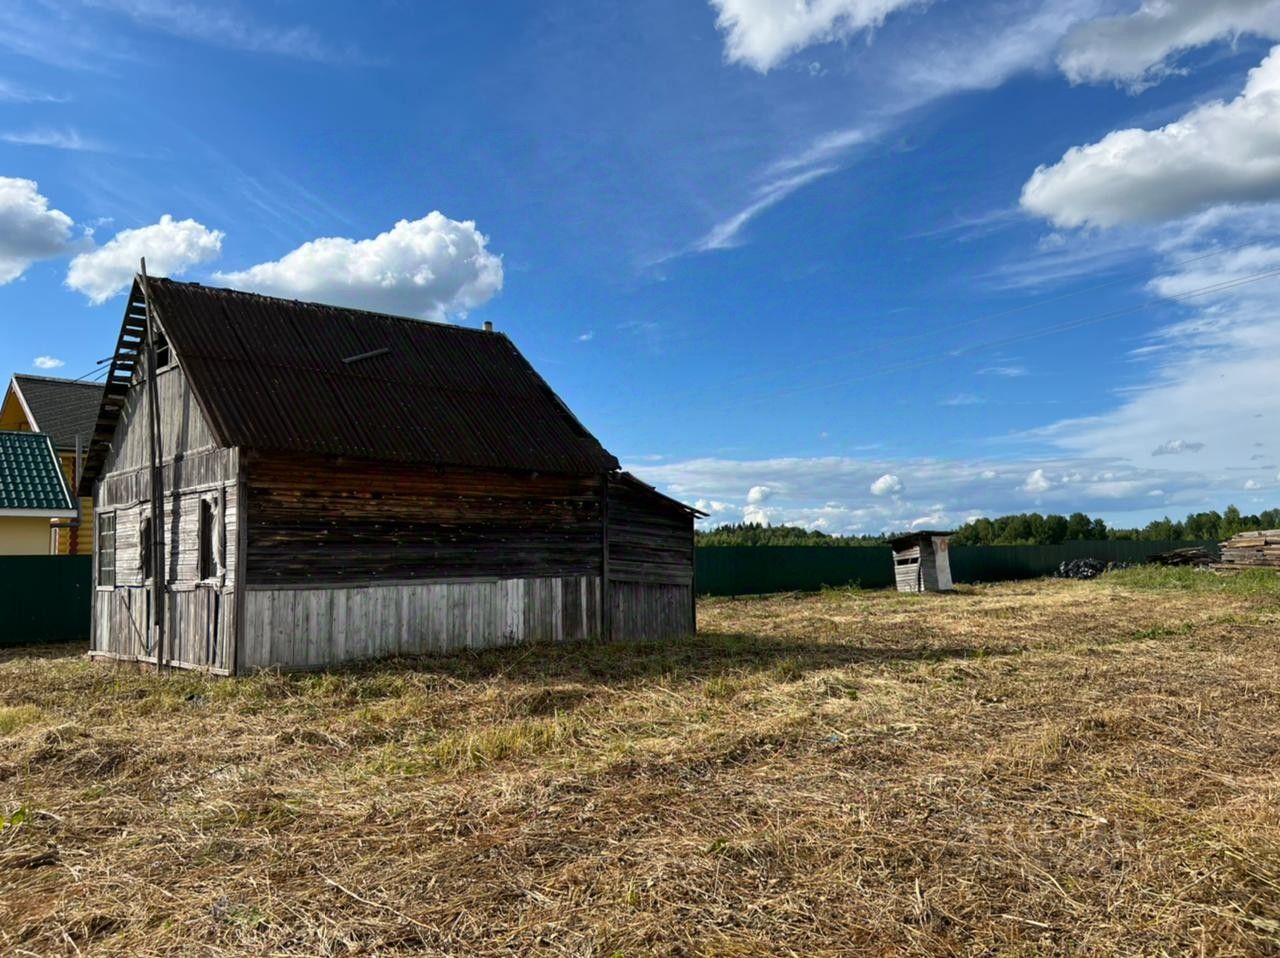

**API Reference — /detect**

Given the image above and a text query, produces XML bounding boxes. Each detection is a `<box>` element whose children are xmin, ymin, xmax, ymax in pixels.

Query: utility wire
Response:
<box><xmin>71</xmin><ymin>358</ymin><xmax>112</xmax><ymax>383</ymax></box>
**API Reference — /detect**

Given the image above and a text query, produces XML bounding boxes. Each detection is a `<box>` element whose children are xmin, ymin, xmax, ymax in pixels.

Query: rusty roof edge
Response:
<box><xmin>614</xmin><ymin>471</ymin><xmax>707</xmax><ymax>517</ymax></box>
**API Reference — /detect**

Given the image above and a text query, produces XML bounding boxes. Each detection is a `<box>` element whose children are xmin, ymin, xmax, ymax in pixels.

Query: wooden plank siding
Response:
<box><xmin>93</xmin><ymin>392</ymin><xmax>696</xmax><ymax>672</ymax></box>
<box><xmin>100</xmin><ymin>364</ymin><xmax>219</xmax><ymax>476</ymax></box>
<box><xmin>240</xmin><ymin>576</ymin><xmax>601</xmax><ymax>670</ymax></box>
<box><xmin>90</xmin><ymin>356</ymin><xmax>238</xmax><ymax>673</ymax></box>
<box><xmin>243</xmin><ymin>454</ymin><xmax>605</xmax><ymax>585</ymax></box>
<box><xmin>605</xmin><ymin>476</ymin><xmax>694</xmax><ymax>585</ymax></box>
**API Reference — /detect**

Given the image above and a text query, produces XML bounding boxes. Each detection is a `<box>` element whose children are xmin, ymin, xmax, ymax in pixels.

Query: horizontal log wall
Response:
<box><xmin>244</xmin><ymin>454</ymin><xmax>605</xmax><ymax>585</ymax></box>
<box><xmin>240</xmin><ymin>576</ymin><xmax>600</xmax><ymax>670</ymax></box>
<box><xmin>605</xmin><ymin>477</ymin><xmax>694</xmax><ymax>586</ymax></box>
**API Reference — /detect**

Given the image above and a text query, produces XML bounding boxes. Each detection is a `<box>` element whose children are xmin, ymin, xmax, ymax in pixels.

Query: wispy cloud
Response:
<box><xmin>82</xmin><ymin>0</ymin><xmax>362</xmax><ymax>62</ymax></box>
<box><xmin>978</xmin><ymin>364</ymin><xmax>1028</xmax><ymax>377</ymax></box>
<box><xmin>1152</xmin><ymin>439</ymin><xmax>1206</xmax><ymax>457</ymax></box>
<box><xmin>764</xmin><ymin>126</ymin><xmax>874</xmax><ymax>176</ymax></box>
<box><xmin>0</xmin><ymin>128</ymin><xmax>111</xmax><ymax>152</ymax></box>
<box><xmin>577</xmin><ymin>330</ymin><xmax>595</xmax><ymax>342</ymax></box>
<box><xmin>0</xmin><ymin>78</ymin><xmax>66</xmax><ymax>103</ymax></box>
<box><xmin>694</xmin><ymin>165</ymin><xmax>838</xmax><ymax>252</ymax></box>
<box><xmin>940</xmin><ymin>393</ymin><xmax>987</xmax><ymax>406</ymax></box>
<box><xmin>32</xmin><ymin>355</ymin><xmax>65</xmax><ymax>370</ymax></box>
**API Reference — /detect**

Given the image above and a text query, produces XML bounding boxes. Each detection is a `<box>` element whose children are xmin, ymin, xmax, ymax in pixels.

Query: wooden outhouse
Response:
<box><xmin>80</xmin><ymin>276</ymin><xmax>703</xmax><ymax>674</ymax></box>
<box><xmin>888</xmin><ymin>531</ymin><xmax>954</xmax><ymax>593</ymax></box>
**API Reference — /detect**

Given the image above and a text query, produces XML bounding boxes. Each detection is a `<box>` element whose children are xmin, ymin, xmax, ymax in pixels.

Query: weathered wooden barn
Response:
<box><xmin>81</xmin><ymin>276</ymin><xmax>702</xmax><ymax>674</ymax></box>
<box><xmin>888</xmin><ymin>531</ymin><xmax>954</xmax><ymax>593</ymax></box>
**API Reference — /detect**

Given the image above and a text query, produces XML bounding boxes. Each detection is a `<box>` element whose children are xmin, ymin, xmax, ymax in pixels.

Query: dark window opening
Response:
<box><xmin>139</xmin><ymin>515</ymin><xmax>152</xmax><ymax>581</ymax></box>
<box><xmin>97</xmin><ymin>514</ymin><xmax>116</xmax><ymax>587</ymax></box>
<box><xmin>153</xmin><ymin>328</ymin><xmax>171</xmax><ymax>369</ymax></box>
<box><xmin>198</xmin><ymin>498</ymin><xmax>215</xmax><ymax>580</ymax></box>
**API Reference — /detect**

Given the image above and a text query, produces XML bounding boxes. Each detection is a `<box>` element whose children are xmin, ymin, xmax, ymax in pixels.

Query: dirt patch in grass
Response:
<box><xmin>2</xmin><ymin>578</ymin><xmax>1279</xmax><ymax>955</ymax></box>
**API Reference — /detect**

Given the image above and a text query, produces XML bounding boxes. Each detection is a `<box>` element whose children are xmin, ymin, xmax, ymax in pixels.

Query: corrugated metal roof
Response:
<box><xmin>9</xmin><ymin>375</ymin><xmax>104</xmax><ymax>452</ymax></box>
<box><xmin>138</xmin><ymin>278</ymin><xmax>619</xmax><ymax>475</ymax></box>
<box><xmin>0</xmin><ymin>431</ymin><xmax>75</xmax><ymax>513</ymax></box>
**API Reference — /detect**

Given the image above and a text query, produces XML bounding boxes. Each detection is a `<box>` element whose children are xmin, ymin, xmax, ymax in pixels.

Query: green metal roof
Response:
<box><xmin>0</xmin><ymin>431</ymin><xmax>75</xmax><ymax>514</ymax></box>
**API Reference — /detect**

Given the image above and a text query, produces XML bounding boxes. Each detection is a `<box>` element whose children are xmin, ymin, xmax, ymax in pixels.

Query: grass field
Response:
<box><xmin>3</xmin><ymin>570</ymin><xmax>1280</xmax><ymax>956</ymax></box>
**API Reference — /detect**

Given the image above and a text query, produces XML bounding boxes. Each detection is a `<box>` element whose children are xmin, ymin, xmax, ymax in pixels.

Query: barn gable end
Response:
<box><xmin>84</xmin><ymin>276</ymin><xmax>701</xmax><ymax>674</ymax></box>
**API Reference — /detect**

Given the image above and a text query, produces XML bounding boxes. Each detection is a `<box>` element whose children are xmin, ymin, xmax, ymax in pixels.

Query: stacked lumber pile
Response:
<box><xmin>1150</xmin><ymin>546</ymin><xmax>1215</xmax><ymax>567</ymax></box>
<box><xmin>1214</xmin><ymin>531</ymin><xmax>1280</xmax><ymax>572</ymax></box>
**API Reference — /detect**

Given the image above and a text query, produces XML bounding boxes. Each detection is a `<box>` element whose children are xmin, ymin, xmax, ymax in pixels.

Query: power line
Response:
<box><xmin>71</xmin><ymin>358</ymin><xmax>112</xmax><ymax>383</ymax></box>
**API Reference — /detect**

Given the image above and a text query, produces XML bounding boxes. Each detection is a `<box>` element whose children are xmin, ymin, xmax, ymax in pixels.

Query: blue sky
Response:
<box><xmin>2</xmin><ymin>0</ymin><xmax>1278</xmax><ymax>533</ymax></box>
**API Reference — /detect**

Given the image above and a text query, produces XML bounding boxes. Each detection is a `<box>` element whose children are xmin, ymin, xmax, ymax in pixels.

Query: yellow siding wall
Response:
<box><xmin>0</xmin><ymin>391</ymin><xmax>30</xmax><ymax>432</ymax></box>
<box><xmin>0</xmin><ymin>517</ymin><xmax>54</xmax><ymax>555</ymax></box>
<box><xmin>52</xmin><ymin>451</ymin><xmax>92</xmax><ymax>556</ymax></box>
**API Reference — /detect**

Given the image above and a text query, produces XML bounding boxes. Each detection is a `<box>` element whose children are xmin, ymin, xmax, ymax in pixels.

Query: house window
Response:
<box><xmin>97</xmin><ymin>513</ymin><xmax>116</xmax><ymax>587</ymax></box>
<box><xmin>198</xmin><ymin>498</ymin><xmax>215</xmax><ymax>580</ymax></box>
<box><xmin>139</xmin><ymin>515</ymin><xmax>152</xmax><ymax>581</ymax></box>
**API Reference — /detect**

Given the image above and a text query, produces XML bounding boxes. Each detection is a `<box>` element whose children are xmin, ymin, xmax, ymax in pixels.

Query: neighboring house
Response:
<box><xmin>82</xmin><ymin>276</ymin><xmax>702</xmax><ymax>674</ymax></box>
<box><xmin>0</xmin><ymin>431</ymin><xmax>77</xmax><ymax>555</ymax></box>
<box><xmin>1</xmin><ymin>374</ymin><xmax>103</xmax><ymax>554</ymax></box>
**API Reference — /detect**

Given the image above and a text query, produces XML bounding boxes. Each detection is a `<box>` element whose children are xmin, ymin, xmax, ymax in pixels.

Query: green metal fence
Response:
<box><xmin>695</xmin><ymin>541</ymin><xmax>1218</xmax><ymax>596</ymax></box>
<box><xmin>0</xmin><ymin>556</ymin><xmax>93</xmax><ymax>646</ymax></box>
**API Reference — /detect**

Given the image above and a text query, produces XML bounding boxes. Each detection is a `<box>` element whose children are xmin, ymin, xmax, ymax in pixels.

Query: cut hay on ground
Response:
<box><xmin>3</xmin><ymin>570</ymin><xmax>1280</xmax><ymax>956</ymax></box>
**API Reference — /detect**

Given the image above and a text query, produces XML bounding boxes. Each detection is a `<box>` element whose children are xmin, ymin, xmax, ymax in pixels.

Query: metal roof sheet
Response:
<box><xmin>136</xmin><ymin>278</ymin><xmax>620</xmax><ymax>475</ymax></box>
<box><xmin>0</xmin><ymin>431</ymin><xmax>75</xmax><ymax>513</ymax></box>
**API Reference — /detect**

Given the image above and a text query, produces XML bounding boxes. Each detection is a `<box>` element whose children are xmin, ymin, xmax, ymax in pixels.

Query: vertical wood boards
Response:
<box><xmin>101</xmin><ymin>363</ymin><xmax>218</xmax><ymax>477</ymax></box>
<box><xmin>608</xmin><ymin>581</ymin><xmax>693</xmax><ymax>643</ymax></box>
<box><xmin>239</xmin><ymin>575</ymin><xmax>603</xmax><ymax>671</ymax></box>
<box><xmin>90</xmin><ymin>455</ymin><xmax>239</xmax><ymax>673</ymax></box>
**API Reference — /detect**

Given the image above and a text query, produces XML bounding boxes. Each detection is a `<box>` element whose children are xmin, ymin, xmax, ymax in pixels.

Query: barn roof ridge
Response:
<box><xmin>82</xmin><ymin>275</ymin><xmax>622</xmax><ymax>486</ymax></box>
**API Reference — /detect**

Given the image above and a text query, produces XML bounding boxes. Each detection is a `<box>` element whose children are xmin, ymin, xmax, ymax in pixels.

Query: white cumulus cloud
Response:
<box><xmin>1245</xmin><ymin>478</ymin><xmax>1263</xmax><ymax>490</ymax></box>
<box><xmin>870</xmin><ymin>473</ymin><xmax>902</xmax><ymax>496</ymax></box>
<box><xmin>66</xmin><ymin>215</ymin><xmax>224</xmax><ymax>304</ymax></box>
<box><xmin>1023</xmin><ymin>468</ymin><xmax>1053</xmax><ymax>494</ymax></box>
<box><xmin>709</xmin><ymin>0</ymin><xmax>925</xmax><ymax>72</ymax></box>
<box><xmin>746</xmin><ymin>484</ymin><xmax>773</xmax><ymax>504</ymax></box>
<box><xmin>32</xmin><ymin>356</ymin><xmax>64</xmax><ymax>369</ymax></box>
<box><xmin>1059</xmin><ymin>0</ymin><xmax>1280</xmax><ymax>89</ymax></box>
<box><xmin>1022</xmin><ymin>46</ymin><xmax>1280</xmax><ymax>228</ymax></box>
<box><xmin>0</xmin><ymin>177</ymin><xmax>75</xmax><ymax>284</ymax></box>
<box><xmin>216</xmin><ymin>212</ymin><xmax>503</xmax><ymax>320</ymax></box>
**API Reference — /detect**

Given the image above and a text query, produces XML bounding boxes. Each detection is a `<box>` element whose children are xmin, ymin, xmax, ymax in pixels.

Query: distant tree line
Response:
<box><xmin>696</xmin><ymin>505</ymin><xmax>1279</xmax><ymax>547</ymax></box>
<box><xmin>695</xmin><ymin>523</ymin><xmax>886</xmax><ymax>547</ymax></box>
<box><xmin>950</xmin><ymin>506</ymin><xmax>1280</xmax><ymax>546</ymax></box>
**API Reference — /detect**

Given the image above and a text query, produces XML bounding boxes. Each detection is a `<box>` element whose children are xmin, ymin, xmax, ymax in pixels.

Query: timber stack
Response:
<box><xmin>1214</xmin><ymin>530</ymin><xmax>1280</xmax><ymax>572</ymax></box>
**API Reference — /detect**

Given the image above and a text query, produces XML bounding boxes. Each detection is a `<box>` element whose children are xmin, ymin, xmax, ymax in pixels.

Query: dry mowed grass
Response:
<box><xmin>3</xmin><ymin>572</ymin><xmax>1280</xmax><ymax>956</ymax></box>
